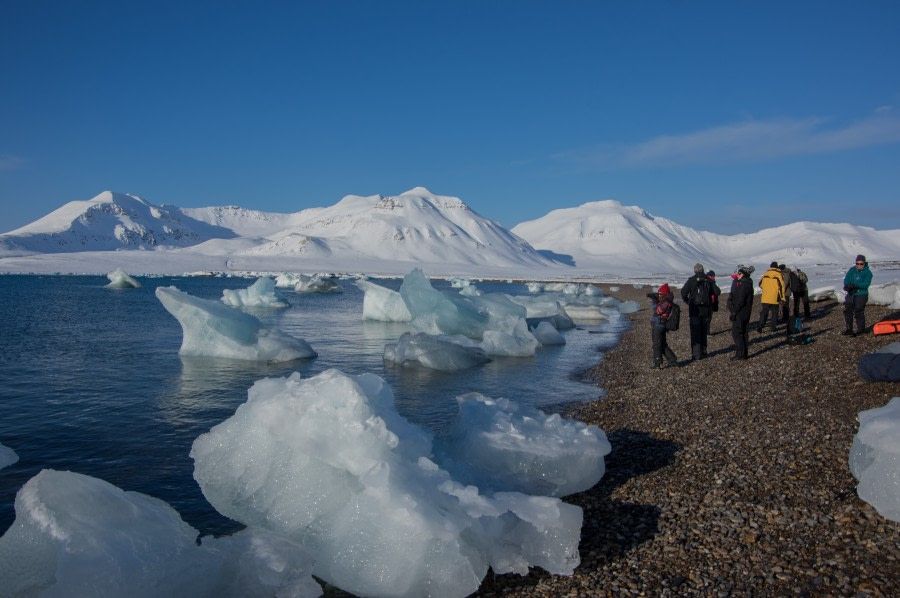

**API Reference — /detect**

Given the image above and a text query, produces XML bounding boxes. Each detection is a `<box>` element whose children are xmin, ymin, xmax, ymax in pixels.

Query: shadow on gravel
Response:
<box><xmin>476</xmin><ymin>429</ymin><xmax>681</xmax><ymax>595</ymax></box>
<box><xmin>749</xmin><ymin>326</ymin><xmax>833</xmax><ymax>358</ymax></box>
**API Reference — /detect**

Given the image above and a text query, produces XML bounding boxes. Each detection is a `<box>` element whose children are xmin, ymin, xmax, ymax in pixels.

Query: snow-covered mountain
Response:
<box><xmin>512</xmin><ymin>200</ymin><xmax>900</xmax><ymax>274</ymax></box>
<box><xmin>0</xmin><ymin>191</ymin><xmax>235</xmax><ymax>253</ymax></box>
<box><xmin>0</xmin><ymin>187</ymin><xmax>559</xmax><ymax>271</ymax></box>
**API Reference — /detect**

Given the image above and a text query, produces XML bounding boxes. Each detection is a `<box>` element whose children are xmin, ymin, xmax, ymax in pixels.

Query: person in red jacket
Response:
<box><xmin>649</xmin><ymin>283</ymin><xmax>678</xmax><ymax>369</ymax></box>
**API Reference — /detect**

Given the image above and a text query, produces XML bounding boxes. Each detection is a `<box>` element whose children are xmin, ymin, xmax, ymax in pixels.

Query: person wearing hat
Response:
<box><xmin>727</xmin><ymin>266</ymin><xmax>755</xmax><ymax>359</ymax></box>
<box><xmin>757</xmin><ymin>261</ymin><xmax>785</xmax><ymax>334</ymax></box>
<box><xmin>705</xmin><ymin>270</ymin><xmax>721</xmax><ymax>335</ymax></box>
<box><xmin>649</xmin><ymin>283</ymin><xmax>678</xmax><ymax>368</ymax></box>
<box><xmin>842</xmin><ymin>255</ymin><xmax>873</xmax><ymax>336</ymax></box>
<box><xmin>778</xmin><ymin>264</ymin><xmax>794</xmax><ymax>324</ymax></box>
<box><xmin>681</xmin><ymin>263</ymin><xmax>718</xmax><ymax>360</ymax></box>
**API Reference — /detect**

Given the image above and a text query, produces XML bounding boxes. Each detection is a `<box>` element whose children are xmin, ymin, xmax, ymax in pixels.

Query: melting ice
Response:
<box><xmin>849</xmin><ymin>396</ymin><xmax>900</xmax><ymax>522</ymax></box>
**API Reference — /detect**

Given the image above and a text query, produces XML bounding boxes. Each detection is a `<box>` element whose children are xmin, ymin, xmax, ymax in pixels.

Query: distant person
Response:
<box><xmin>705</xmin><ymin>270</ymin><xmax>721</xmax><ymax>335</ymax></box>
<box><xmin>757</xmin><ymin>261</ymin><xmax>785</xmax><ymax>334</ymax></box>
<box><xmin>681</xmin><ymin>263</ymin><xmax>717</xmax><ymax>360</ymax></box>
<box><xmin>842</xmin><ymin>255</ymin><xmax>873</xmax><ymax>336</ymax></box>
<box><xmin>648</xmin><ymin>283</ymin><xmax>678</xmax><ymax>369</ymax></box>
<box><xmin>792</xmin><ymin>267</ymin><xmax>811</xmax><ymax>320</ymax></box>
<box><xmin>727</xmin><ymin>266</ymin><xmax>754</xmax><ymax>360</ymax></box>
<box><xmin>779</xmin><ymin>264</ymin><xmax>794</xmax><ymax>323</ymax></box>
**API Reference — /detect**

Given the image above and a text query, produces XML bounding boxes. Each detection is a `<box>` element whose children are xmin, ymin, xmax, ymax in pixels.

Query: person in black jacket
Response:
<box><xmin>727</xmin><ymin>266</ymin><xmax>754</xmax><ymax>360</ymax></box>
<box><xmin>681</xmin><ymin>263</ymin><xmax>718</xmax><ymax>361</ymax></box>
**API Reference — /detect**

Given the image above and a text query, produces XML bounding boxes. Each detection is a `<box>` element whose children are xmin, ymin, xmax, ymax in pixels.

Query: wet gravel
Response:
<box><xmin>475</xmin><ymin>285</ymin><xmax>900</xmax><ymax>597</ymax></box>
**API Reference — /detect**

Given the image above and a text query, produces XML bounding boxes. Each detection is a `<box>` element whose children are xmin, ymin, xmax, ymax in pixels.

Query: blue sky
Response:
<box><xmin>2</xmin><ymin>0</ymin><xmax>899</xmax><ymax>235</ymax></box>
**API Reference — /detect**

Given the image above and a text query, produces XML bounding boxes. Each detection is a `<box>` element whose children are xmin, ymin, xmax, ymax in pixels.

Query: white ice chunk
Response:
<box><xmin>808</xmin><ymin>286</ymin><xmax>838</xmax><ymax>302</ymax></box>
<box><xmin>617</xmin><ymin>300</ymin><xmax>641</xmax><ymax>314</ymax></box>
<box><xmin>849</xmin><ymin>396</ymin><xmax>900</xmax><ymax>522</ymax></box>
<box><xmin>449</xmin><ymin>277</ymin><xmax>472</xmax><ymax>288</ymax></box>
<box><xmin>562</xmin><ymin>303</ymin><xmax>608</xmax><ymax>321</ymax></box>
<box><xmin>434</xmin><ymin>393</ymin><xmax>610</xmax><ymax>497</ymax></box>
<box><xmin>222</xmin><ymin>277</ymin><xmax>290</xmax><ymax>308</ymax></box>
<box><xmin>156</xmin><ymin>286</ymin><xmax>316</xmax><ymax>362</ymax></box>
<box><xmin>295</xmin><ymin>274</ymin><xmax>342</xmax><ymax>293</ymax></box>
<box><xmin>868</xmin><ymin>282</ymin><xmax>900</xmax><ymax>309</ymax></box>
<box><xmin>105</xmin><ymin>267</ymin><xmax>141</xmax><ymax>289</ymax></box>
<box><xmin>531</xmin><ymin>321</ymin><xmax>566</xmax><ymax>346</ymax></box>
<box><xmin>506</xmin><ymin>294</ymin><xmax>575</xmax><ymax>330</ymax></box>
<box><xmin>0</xmin><ymin>441</ymin><xmax>18</xmax><ymax>470</ymax></box>
<box><xmin>274</xmin><ymin>273</ymin><xmax>303</xmax><ymax>288</ymax></box>
<box><xmin>0</xmin><ymin>469</ymin><xmax>321</xmax><ymax>597</ymax></box>
<box><xmin>399</xmin><ymin>268</ymin><xmax>490</xmax><ymax>338</ymax></box>
<box><xmin>354</xmin><ymin>279</ymin><xmax>412</xmax><ymax>322</ymax></box>
<box><xmin>384</xmin><ymin>332</ymin><xmax>491</xmax><ymax>371</ymax></box>
<box><xmin>480</xmin><ymin>316</ymin><xmax>540</xmax><ymax>357</ymax></box>
<box><xmin>191</xmin><ymin>370</ymin><xmax>583</xmax><ymax>598</ymax></box>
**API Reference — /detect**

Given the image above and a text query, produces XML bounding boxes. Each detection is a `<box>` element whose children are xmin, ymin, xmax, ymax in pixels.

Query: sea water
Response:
<box><xmin>0</xmin><ymin>275</ymin><xmax>625</xmax><ymax>537</ymax></box>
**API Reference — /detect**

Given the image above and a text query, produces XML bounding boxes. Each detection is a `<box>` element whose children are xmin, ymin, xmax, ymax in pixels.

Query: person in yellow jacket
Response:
<box><xmin>756</xmin><ymin>261</ymin><xmax>785</xmax><ymax>333</ymax></box>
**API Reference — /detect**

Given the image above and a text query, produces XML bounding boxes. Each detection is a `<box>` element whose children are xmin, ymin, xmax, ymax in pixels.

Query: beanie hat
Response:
<box><xmin>770</xmin><ymin>261</ymin><xmax>778</xmax><ymax>268</ymax></box>
<box><xmin>707</xmin><ymin>270</ymin><xmax>716</xmax><ymax>277</ymax></box>
<box><xmin>694</xmin><ymin>263</ymin><xmax>705</xmax><ymax>274</ymax></box>
<box><xmin>856</xmin><ymin>254</ymin><xmax>866</xmax><ymax>263</ymax></box>
<box><xmin>657</xmin><ymin>283</ymin><xmax>670</xmax><ymax>296</ymax></box>
<box><xmin>738</xmin><ymin>265</ymin><xmax>753</xmax><ymax>277</ymax></box>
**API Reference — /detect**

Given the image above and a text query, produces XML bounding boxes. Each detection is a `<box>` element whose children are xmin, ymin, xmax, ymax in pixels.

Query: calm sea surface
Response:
<box><xmin>0</xmin><ymin>275</ymin><xmax>625</xmax><ymax>537</ymax></box>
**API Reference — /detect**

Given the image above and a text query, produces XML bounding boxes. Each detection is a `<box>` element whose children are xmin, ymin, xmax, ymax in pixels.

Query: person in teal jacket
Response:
<box><xmin>842</xmin><ymin>254</ymin><xmax>873</xmax><ymax>336</ymax></box>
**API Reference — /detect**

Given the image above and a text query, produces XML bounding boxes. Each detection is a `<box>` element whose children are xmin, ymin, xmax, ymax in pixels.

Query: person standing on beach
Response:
<box><xmin>727</xmin><ymin>266</ymin><xmax>754</xmax><ymax>360</ymax></box>
<box><xmin>705</xmin><ymin>270</ymin><xmax>721</xmax><ymax>335</ymax></box>
<box><xmin>649</xmin><ymin>283</ymin><xmax>678</xmax><ymax>369</ymax></box>
<box><xmin>793</xmin><ymin>267</ymin><xmax>811</xmax><ymax>319</ymax></box>
<box><xmin>779</xmin><ymin>264</ymin><xmax>794</xmax><ymax>323</ymax></box>
<box><xmin>681</xmin><ymin>263</ymin><xmax>716</xmax><ymax>360</ymax></box>
<box><xmin>842</xmin><ymin>255</ymin><xmax>873</xmax><ymax>336</ymax></box>
<box><xmin>757</xmin><ymin>261</ymin><xmax>784</xmax><ymax>333</ymax></box>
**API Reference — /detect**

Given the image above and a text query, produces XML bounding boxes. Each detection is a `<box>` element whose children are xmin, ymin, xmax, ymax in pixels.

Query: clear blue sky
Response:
<box><xmin>2</xmin><ymin>0</ymin><xmax>899</xmax><ymax>234</ymax></box>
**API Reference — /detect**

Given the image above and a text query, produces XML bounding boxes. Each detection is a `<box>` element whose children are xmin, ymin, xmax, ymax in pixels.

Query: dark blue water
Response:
<box><xmin>0</xmin><ymin>275</ymin><xmax>624</xmax><ymax>537</ymax></box>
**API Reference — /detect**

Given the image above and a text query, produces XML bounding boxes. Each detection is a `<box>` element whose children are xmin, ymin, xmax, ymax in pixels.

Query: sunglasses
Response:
<box><xmin>856</xmin><ymin>262</ymin><xmax>865</xmax><ymax>265</ymax></box>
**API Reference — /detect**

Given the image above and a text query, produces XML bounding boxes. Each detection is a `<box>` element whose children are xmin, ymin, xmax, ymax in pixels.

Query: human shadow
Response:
<box><xmin>748</xmin><ymin>327</ymin><xmax>832</xmax><ymax>358</ymax></box>
<box><xmin>475</xmin><ymin>428</ymin><xmax>681</xmax><ymax>594</ymax></box>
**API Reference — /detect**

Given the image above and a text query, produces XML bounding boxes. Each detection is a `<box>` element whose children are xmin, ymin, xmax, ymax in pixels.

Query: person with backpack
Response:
<box><xmin>792</xmin><ymin>267</ymin><xmax>810</xmax><ymax>319</ymax></box>
<box><xmin>757</xmin><ymin>261</ymin><xmax>785</xmax><ymax>334</ymax></box>
<box><xmin>842</xmin><ymin>255</ymin><xmax>873</xmax><ymax>336</ymax></box>
<box><xmin>648</xmin><ymin>283</ymin><xmax>679</xmax><ymax>369</ymax></box>
<box><xmin>705</xmin><ymin>270</ymin><xmax>721</xmax><ymax>335</ymax></box>
<box><xmin>727</xmin><ymin>265</ymin><xmax>754</xmax><ymax>360</ymax></box>
<box><xmin>779</xmin><ymin>264</ymin><xmax>794</xmax><ymax>324</ymax></box>
<box><xmin>681</xmin><ymin>263</ymin><xmax>717</xmax><ymax>361</ymax></box>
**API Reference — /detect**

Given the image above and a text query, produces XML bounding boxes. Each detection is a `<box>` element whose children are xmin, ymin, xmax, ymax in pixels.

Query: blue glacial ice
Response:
<box><xmin>221</xmin><ymin>276</ymin><xmax>290</xmax><ymax>308</ymax></box>
<box><xmin>849</xmin><ymin>396</ymin><xmax>900</xmax><ymax>522</ymax></box>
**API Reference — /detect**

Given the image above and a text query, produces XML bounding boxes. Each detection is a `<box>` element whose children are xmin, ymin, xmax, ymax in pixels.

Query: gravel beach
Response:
<box><xmin>476</xmin><ymin>284</ymin><xmax>900</xmax><ymax>597</ymax></box>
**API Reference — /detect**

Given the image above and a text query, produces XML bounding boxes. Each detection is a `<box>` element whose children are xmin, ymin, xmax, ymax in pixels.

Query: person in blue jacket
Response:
<box><xmin>842</xmin><ymin>254</ymin><xmax>873</xmax><ymax>336</ymax></box>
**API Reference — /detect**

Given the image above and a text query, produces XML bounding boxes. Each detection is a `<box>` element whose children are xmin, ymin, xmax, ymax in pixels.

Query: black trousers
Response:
<box><xmin>757</xmin><ymin>303</ymin><xmax>779</xmax><ymax>332</ymax></box>
<box><xmin>731</xmin><ymin>316</ymin><xmax>750</xmax><ymax>358</ymax></box>
<box><xmin>844</xmin><ymin>294</ymin><xmax>868</xmax><ymax>333</ymax></box>
<box><xmin>793</xmin><ymin>291</ymin><xmax>810</xmax><ymax>318</ymax></box>
<box><xmin>652</xmin><ymin>327</ymin><xmax>677</xmax><ymax>365</ymax></box>
<box><xmin>689</xmin><ymin>315</ymin><xmax>710</xmax><ymax>359</ymax></box>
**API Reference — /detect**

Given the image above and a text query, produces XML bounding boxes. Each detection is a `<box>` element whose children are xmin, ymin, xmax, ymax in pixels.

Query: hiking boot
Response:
<box><xmin>650</xmin><ymin>362</ymin><xmax>661</xmax><ymax>369</ymax></box>
<box><xmin>842</xmin><ymin>329</ymin><xmax>854</xmax><ymax>336</ymax></box>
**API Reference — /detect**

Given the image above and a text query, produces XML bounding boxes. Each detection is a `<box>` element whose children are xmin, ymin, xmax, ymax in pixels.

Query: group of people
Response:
<box><xmin>648</xmin><ymin>255</ymin><xmax>873</xmax><ymax>367</ymax></box>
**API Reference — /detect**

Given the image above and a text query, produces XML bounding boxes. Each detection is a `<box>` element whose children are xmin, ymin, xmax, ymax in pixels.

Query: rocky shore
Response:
<box><xmin>477</xmin><ymin>284</ymin><xmax>899</xmax><ymax>597</ymax></box>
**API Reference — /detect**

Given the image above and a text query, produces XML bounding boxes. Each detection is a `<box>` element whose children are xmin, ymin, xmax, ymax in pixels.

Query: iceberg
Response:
<box><xmin>191</xmin><ymin>369</ymin><xmax>584</xmax><ymax>598</ymax></box>
<box><xmin>274</xmin><ymin>273</ymin><xmax>304</xmax><ymax>288</ymax></box>
<box><xmin>295</xmin><ymin>274</ymin><xmax>342</xmax><ymax>293</ymax></box>
<box><xmin>434</xmin><ymin>393</ymin><xmax>611</xmax><ymax>497</ymax></box>
<box><xmin>384</xmin><ymin>332</ymin><xmax>491</xmax><ymax>371</ymax></box>
<box><xmin>868</xmin><ymin>281</ymin><xmax>900</xmax><ymax>309</ymax></box>
<box><xmin>531</xmin><ymin>320</ymin><xmax>566</xmax><ymax>346</ymax></box>
<box><xmin>221</xmin><ymin>277</ymin><xmax>290</xmax><ymax>308</ymax></box>
<box><xmin>354</xmin><ymin>279</ymin><xmax>412</xmax><ymax>322</ymax></box>
<box><xmin>156</xmin><ymin>286</ymin><xmax>316</xmax><ymax>362</ymax></box>
<box><xmin>0</xmin><ymin>469</ymin><xmax>321</xmax><ymax>597</ymax></box>
<box><xmin>105</xmin><ymin>267</ymin><xmax>141</xmax><ymax>289</ymax></box>
<box><xmin>849</xmin><ymin>396</ymin><xmax>900</xmax><ymax>522</ymax></box>
<box><xmin>0</xmin><ymin>441</ymin><xmax>18</xmax><ymax>470</ymax></box>
<box><xmin>617</xmin><ymin>299</ymin><xmax>641</xmax><ymax>314</ymax></box>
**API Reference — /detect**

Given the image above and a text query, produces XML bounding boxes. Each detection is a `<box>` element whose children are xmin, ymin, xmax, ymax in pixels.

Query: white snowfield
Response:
<box><xmin>156</xmin><ymin>286</ymin><xmax>316</xmax><ymax>362</ymax></box>
<box><xmin>2</xmin><ymin>188</ymin><xmax>899</xmax><ymax>289</ymax></box>
<box><xmin>849</xmin><ymin>397</ymin><xmax>900</xmax><ymax>523</ymax></box>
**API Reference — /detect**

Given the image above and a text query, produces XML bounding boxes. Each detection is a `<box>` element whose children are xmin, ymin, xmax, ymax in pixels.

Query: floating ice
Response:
<box><xmin>156</xmin><ymin>286</ymin><xmax>316</xmax><ymax>362</ymax></box>
<box><xmin>191</xmin><ymin>369</ymin><xmax>583</xmax><ymax>598</ymax></box>
<box><xmin>221</xmin><ymin>277</ymin><xmax>290</xmax><ymax>308</ymax></box>
<box><xmin>449</xmin><ymin>277</ymin><xmax>472</xmax><ymax>288</ymax></box>
<box><xmin>479</xmin><ymin>316</ymin><xmax>540</xmax><ymax>357</ymax></box>
<box><xmin>506</xmin><ymin>294</ymin><xmax>575</xmax><ymax>330</ymax></box>
<box><xmin>0</xmin><ymin>469</ymin><xmax>321</xmax><ymax>597</ymax></box>
<box><xmin>295</xmin><ymin>274</ymin><xmax>342</xmax><ymax>293</ymax></box>
<box><xmin>561</xmin><ymin>303</ymin><xmax>608</xmax><ymax>320</ymax></box>
<box><xmin>849</xmin><ymin>397</ymin><xmax>900</xmax><ymax>522</ymax></box>
<box><xmin>384</xmin><ymin>332</ymin><xmax>491</xmax><ymax>371</ymax></box>
<box><xmin>106</xmin><ymin>267</ymin><xmax>141</xmax><ymax>289</ymax></box>
<box><xmin>617</xmin><ymin>300</ymin><xmax>641</xmax><ymax>314</ymax></box>
<box><xmin>434</xmin><ymin>393</ymin><xmax>611</xmax><ymax>497</ymax></box>
<box><xmin>274</xmin><ymin>273</ymin><xmax>303</xmax><ymax>288</ymax></box>
<box><xmin>354</xmin><ymin>279</ymin><xmax>412</xmax><ymax>322</ymax></box>
<box><xmin>531</xmin><ymin>321</ymin><xmax>566</xmax><ymax>346</ymax></box>
<box><xmin>0</xmin><ymin>441</ymin><xmax>18</xmax><ymax>470</ymax></box>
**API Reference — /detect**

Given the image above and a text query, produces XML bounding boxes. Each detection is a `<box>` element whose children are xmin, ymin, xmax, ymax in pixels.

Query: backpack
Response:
<box><xmin>787</xmin><ymin>316</ymin><xmax>803</xmax><ymax>335</ymax></box>
<box><xmin>665</xmin><ymin>302</ymin><xmax>681</xmax><ymax>331</ymax></box>
<box><xmin>789</xmin><ymin>271</ymin><xmax>802</xmax><ymax>294</ymax></box>
<box><xmin>689</xmin><ymin>276</ymin><xmax>711</xmax><ymax>307</ymax></box>
<box><xmin>798</xmin><ymin>270</ymin><xmax>808</xmax><ymax>285</ymax></box>
<box><xmin>787</xmin><ymin>332</ymin><xmax>814</xmax><ymax>345</ymax></box>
